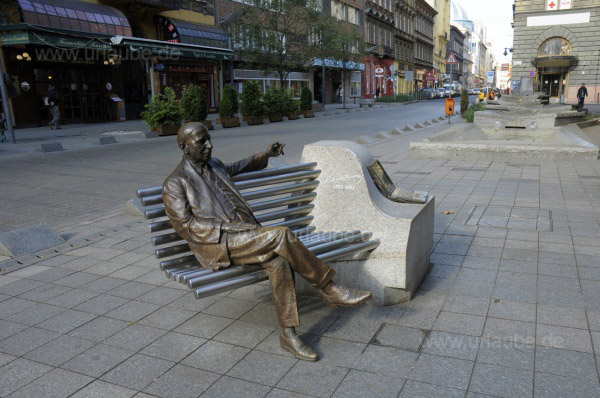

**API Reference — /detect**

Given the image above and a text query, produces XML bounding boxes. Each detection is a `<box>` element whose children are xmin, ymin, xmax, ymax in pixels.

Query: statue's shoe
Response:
<box><xmin>280</xmin><ymin>333</ymin><xmax>318</xmax><ymax>361</ymax></box>
<box><xmin>322</xmin><ymin>285</ymin><xmax>372</xmax><ymax>308</ymax></box>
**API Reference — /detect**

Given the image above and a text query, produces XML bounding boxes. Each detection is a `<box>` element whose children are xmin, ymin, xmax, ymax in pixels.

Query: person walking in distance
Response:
<box><xmin>47</xmin><ymin>85</ymin><xmax>60</xmax><ymax>130</ymax></box>
<box><xmin>577</xmin><ymin>83</ymin><xmax>588</xmax><ymax>110</ymax></box>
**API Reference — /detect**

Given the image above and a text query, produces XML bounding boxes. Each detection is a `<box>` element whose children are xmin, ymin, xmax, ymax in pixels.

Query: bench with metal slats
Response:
<box><xmin>137</xmin><ymin>162</ymin><xmax>380</xmax><ymax>299</ymax></box>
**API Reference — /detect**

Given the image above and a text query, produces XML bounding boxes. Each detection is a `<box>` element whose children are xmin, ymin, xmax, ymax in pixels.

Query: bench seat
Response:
<box><xmin>137</xmin><ymin>162</ymin><xmax>380</xmax><ymax>300</ymax></box>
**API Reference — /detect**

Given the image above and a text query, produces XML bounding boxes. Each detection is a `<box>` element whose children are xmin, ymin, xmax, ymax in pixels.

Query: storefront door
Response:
<box><xmin>34</xmin><ymin>68</ymin><xmax>103</xmax><ymax>125</ymax></box>
<box><xmin>541</xmin><ymin>74</ymin><xmax>561</xmax><ymax>97</ymax></box>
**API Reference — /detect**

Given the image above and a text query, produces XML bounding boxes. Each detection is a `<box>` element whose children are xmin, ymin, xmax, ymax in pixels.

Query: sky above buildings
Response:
<box><xmin>454</xmin><ymin>0</ymin><xmax>515</xmax><ymax>64</ymax></box>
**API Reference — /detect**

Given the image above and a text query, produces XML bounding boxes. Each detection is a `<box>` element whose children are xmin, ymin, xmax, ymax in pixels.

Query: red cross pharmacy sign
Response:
<box><xmin>446</xmin><ymin>53</ymin><xmax>458</xmax><ymax>64</ymax></box>
<box><xmin>546</xmin><ymin>0</ymin><xmax>557</xmax><ymax>10</ymax></box>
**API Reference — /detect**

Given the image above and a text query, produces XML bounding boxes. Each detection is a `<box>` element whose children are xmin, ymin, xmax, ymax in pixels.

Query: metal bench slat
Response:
<box><xmin>188</xmin><ymin>265</ymin><xmax>261</xmax><ymax>288</ymax></box>
<box><xmin>194</xmin><ymin>271</ymin><xmax>269</xmax><ymax>299</ymax></box>
<box><xmin>255</xmin><ymin>204</ymin><xmax>315</xmax><ymax>223</ymax></box>
<box><xmin>234</xmin><ymin>170</ymin><xmax>320</xmax><ymax>190</ymax></box>
<box><xmin>145</xmin><ymin>207</ymin><xmax>166</xmax><ymax>220</ymax></box>
<box><xmin>317</xmin><ymin>239</ymin><xmax>381</xmax><ymax>262</ymax></box>
<box><xmin>291</xmin><ymin>226</ymin><xmax>316</xmax><ymax>236</ymax></box>
<box><xmin>152</xmin><ymin>232</ymin><xmax>181</xmax><ymax>246</ymax></box>
<box><xmin>159</xmin><ymin>254</ymin><xmax>197</xmax><ymax>270</ymax></box>
<box><xmin>250</xmin><ymin>192</ymin><xmax>317</xmax><ymax>212</ymax></box>
<box><xmin>240</xmin><ymin>181</ymin><xmax>319</xmax><ymax>201</ymax></box>
<box><xmin>304</xmin><ymin>231</ymin><xmax>363</xmax><ymax>249</ymax></box>
<box><xmin>231</xmin><ymin>162</ymin><xmax>318</xmax><ymax>182</ymax></box>
<box><xmin>155</xmin><ymin>242</ymin><xmax>191</xmax><ymax>259</ymax></box>
<box><xmin>267</xmin><ymin>215</ymin><xmax>314</xmax><ymax>229</ymax></box>
<box><xmin>149</xmin><ymin>219</ymin><xmax>173</xmax><ymax>233</ymax></box>
<box><xmin>310</xmin><ymin>232</ymin><xmax>373</xmax><ymax>254</ymax></box>
<box><xmin>137</xmin><ymin>186</ymin><xmax>162</xmax><ymax>199</ymax></box>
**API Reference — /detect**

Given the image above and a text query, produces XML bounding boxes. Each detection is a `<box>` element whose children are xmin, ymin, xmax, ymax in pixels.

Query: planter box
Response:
<box><xmin>287</xmin><ymin>112</ymin><xmax>300</xmax><ymax>120</ymax></box>
<box><xmin>246</xmin><ymin>116</ymin><xmax>264</xmax><ymax>125</ymax></box>
<box><xmin>220</xmin><ymin>117</ymin><xmax>241</xmax><ymax>128</ymax></box>
<box><xmin>303</xmin><ymin>110</ymin><xmax>315</xmax><ymax>118</ymax></box>
<box><xmin>156</xmin><ymin>124</ymin><xmax>180</xmax><ymax>136</ymax></box>
<box><xmin>269</xmin><ymin>115</ymin><xmax>283</xmax><ymax>122</ymax></box>
<box><xmin>201</xmin><ymin>120</ymin><xmax>214</xmax><ymax>130</ymax></box>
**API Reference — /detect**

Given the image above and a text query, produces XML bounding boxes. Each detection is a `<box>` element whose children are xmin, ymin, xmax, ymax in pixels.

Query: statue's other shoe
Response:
<box><xmin>322</xmin><ymin>285</ymin><xmax>372</xmax><ymax>308</ymax></box>
<box><xmin>280</xmin><ymin>333</ymin><xmax>318</xmax><ymax>361</ymax></box>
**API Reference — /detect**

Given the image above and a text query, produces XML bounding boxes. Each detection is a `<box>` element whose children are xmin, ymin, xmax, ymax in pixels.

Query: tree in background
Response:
<box><xmin>232</xmin><ymin>0</ymin><xmax>322</xmax><ymax>89</ymax></box>
<box><xmin>460</xmin><ymin>89</ymin><xmax>469</xmax><ymax>114</ymax></box>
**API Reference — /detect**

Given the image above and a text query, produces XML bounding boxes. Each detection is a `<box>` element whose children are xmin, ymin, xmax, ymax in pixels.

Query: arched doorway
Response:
<box><xmin>534</xmin><ymin>37</ymin><xmax>575</xmax><ymax>100</ymax></box>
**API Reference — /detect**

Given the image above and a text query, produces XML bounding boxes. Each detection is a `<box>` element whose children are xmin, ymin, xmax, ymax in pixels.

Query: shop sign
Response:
<box><xmin>313</xmin><ymin>58</ymin><xmax>365</xmax><ymax>70</ymax></box>
<box><xmin>425</xmin><ymin>72</ymin><xmax>435</xmax><ymax>81</ymax></box>
<box><xmin>0</xmin><ymin>32</ymin><xmax>30</xmax><ymax>46</ymax></box>
<box><xmin>154</xmin><ymin>63</ymin><xmax>166</xmax><ymax>71</ymax></box>
<box><xmin>560</xmin><ymin>0</ymin><xmax>571</xmax><ymax>9</ymax></box>
<box><xmin>405</xmin><ymin>71</ymin><xmax>414</xmax><ymax>81</ymax></box>
<box><xmin>374</xmin><ymin>67</ymin><xmax>384</xmax><ymax>77</ymax></box>
<box><xmin>1</xmin><ymin>31</ymin><xmax>112</xmax><ymax>50</ymax></box>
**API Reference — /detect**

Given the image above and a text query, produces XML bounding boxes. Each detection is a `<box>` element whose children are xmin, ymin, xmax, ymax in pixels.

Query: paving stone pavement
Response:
<box><xmin>0</xmin><ymin>121</ymin><xmax>600</xmax><ymax>397</ymax></box>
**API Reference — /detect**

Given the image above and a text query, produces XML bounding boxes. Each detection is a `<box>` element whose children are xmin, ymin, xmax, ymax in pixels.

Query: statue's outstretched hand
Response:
<box><xmin>266</xmin><ymin>142</ymin><xmax>285</xmax><ymax>157</ymax></box>
<box><xmin>222</xmin><ymin>222</ymin><xmax>257</xmax><ymax>233</ymax></box>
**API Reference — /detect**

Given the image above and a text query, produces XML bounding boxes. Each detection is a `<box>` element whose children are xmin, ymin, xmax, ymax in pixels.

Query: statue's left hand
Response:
<box><xmin>266</xmin><ymin>142</ymin><xmax>285</xmax><ymax>157</ymax></box>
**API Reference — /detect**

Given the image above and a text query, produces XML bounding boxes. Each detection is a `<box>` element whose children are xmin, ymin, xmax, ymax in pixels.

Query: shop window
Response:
<box><xmin>290</xmin><ymin>80</ymin><xmax>308</xmax><ymax>97</ymax></box>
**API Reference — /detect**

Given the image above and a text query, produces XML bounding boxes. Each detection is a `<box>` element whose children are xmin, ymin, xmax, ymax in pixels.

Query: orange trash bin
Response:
<box><xmin>445</xmin><ymin>98</ymin><xmax>455</xmax><ymax>115</ymax></box>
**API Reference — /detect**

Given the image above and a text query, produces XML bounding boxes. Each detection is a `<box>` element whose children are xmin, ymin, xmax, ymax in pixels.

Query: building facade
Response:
<box><xmin>413</xmin><ymin>0</ymin><xmax>435</xmax><ymax>89</ymax></box>
<box><xmin>393</xmin><ymin>0</ymin><xmax>416</xmax><ymax>95</ymax></box>
<box><xmin>0</xmin><ymin>0</ymin><xmax>232</xmax><ymax>128</ymax></box>
<box><xmin>446</xmin><ymin>24</ymin><xmax>464</xmax><ymax>85</ymax></box>
<box><xmin>364</xmin><ymin>0</ymin><xmax>396</xmax><ymax>99</ymax></box>
<box><xmin>512</xmin><ymin>0</ymin><xmax>600</xmax><ymax>103</ymax></box>
<box><xmin>427</xmin><ymin>0</ymin><xmax>449</xmax><ymax>86</ymax></box>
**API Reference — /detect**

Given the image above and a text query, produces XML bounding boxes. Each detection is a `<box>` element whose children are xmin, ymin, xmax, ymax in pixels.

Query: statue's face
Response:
<box><xmin>184</xmin><ymin>128</ymin><xmax>212</xmax><ymax>163</ymax></box>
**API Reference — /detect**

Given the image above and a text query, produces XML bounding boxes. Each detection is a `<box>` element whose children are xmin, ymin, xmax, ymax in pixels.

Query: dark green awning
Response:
<box><xmin>113</xmin><ymin>36</ymin><xmax>233</xmax><ymax>61</ymax></box>
<box><xmin>1</xmin><ymin>30</ymin><xmax>111</xmax><ymax>50</ymax></box>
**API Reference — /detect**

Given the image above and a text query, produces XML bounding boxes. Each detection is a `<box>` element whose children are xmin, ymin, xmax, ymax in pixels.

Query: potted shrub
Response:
<box><xmin>300</xmin><ymin>86</ymin><xmax>314</xmax><ymax>118</ymax></box>
<box><xmin>283</xmin><ymin>89</ymin><xmax>300</xmax><ymax>120</ymax></box>
<box><xmin>141</xmin><ymin>87</ymin><xmax>184</xmax><ymax>136</ymax></box>
<box><xmin>240</xmin><ymin>80</ymin><xmax>264</xmax><ymax>125</ymax></box>
<box><xmin>182</xmin><ymin>84</ymin><xmax>212</xmax><ymax>130</ymax></box>
<box><xmin>218</xmin><ymin>85</ymin><xmax>240</xmax><ymax>128</ymax></box>
<box><xmin>263</xmin><ymin>87</ymin><xmax>284</xmax><ymax>122</ymax></box>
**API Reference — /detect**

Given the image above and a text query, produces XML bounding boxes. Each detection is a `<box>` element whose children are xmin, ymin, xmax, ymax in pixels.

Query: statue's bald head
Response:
<box><xmin>177</xmin><ymin>121</ymin><xmax>213</xmax><ymax>163</ymax></box>
<box><xmin>177</xmin><ymin>121</ymin><xmax>208</xmax><ymax>149</ymax></box>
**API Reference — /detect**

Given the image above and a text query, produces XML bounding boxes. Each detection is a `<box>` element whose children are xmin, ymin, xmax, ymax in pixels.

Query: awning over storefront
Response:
<box><xmin>0</xmin><ymin>24</ymin><xmax>112</xmax><ymax>50</ymax></box>
<box><xmin>17</xmin><ymin>0</ymin><xmax>132</xmax><ymax>36</ymax></box>
<box><xmin>157</xmin><ymin>16</ymin><xmax>230</xmax><ymax>50</ymax></box>
<box><xmin>314</xmin><ymin>58</ymin><xmax>365</xmax><ymax>71</ymax></box>
<box><xmin>111</xmin><ymin>36</ymin><xmax>233</xmax><ymax>61</ymax></box>
<box><xmin>531</xmin><ymin>55</ymin><xmax>578</xmax><ymax>68</ymax></box>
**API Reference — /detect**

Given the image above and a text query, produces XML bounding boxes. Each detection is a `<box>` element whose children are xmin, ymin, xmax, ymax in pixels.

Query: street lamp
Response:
<box><xmin>503</xmin><ymin>48</ymin><xmax>513</xmax><ymax>56</ymax></box>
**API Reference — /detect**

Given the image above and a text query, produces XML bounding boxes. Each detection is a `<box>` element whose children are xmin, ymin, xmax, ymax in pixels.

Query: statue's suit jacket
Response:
<box><xmin>162</xmin><ymin>153</ymin><xmax>269</xmax><ymax>270</ymax></box>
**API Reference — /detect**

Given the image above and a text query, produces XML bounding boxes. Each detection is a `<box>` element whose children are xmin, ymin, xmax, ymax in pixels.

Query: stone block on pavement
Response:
<box><xmin>38</xmin><ymin>142</ymin><xmax>64</xmax><ymax>153</ymax></box>
<box><xmin>375</xmin><ymin>131</ymin><xmax>391</xmax><ymax>139</ymax></box>
<box><xmin>0</xmin><ymin>224</ymin><xmax>65</xmax><ymax>258</ymax></box>
<box><xmin>99</xmin><ymin>136</ymin><xmax>117</xmax><ymax>145</ymax></box>
<box><xmin>357</xmin><ymin>136</ymin><xmax>375</xmax><ymax>145</ymax></box>
<box><xmin>403</xmin><ymin>125</ymin><xmax>413</xmax><ymax>132</ymax></box>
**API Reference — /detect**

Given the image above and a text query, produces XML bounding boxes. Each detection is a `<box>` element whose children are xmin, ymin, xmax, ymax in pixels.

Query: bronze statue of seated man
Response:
<box><xmin>163</xmin><ymin>122</ymin><xmax>372</xmax><ymax>361</ymax></box>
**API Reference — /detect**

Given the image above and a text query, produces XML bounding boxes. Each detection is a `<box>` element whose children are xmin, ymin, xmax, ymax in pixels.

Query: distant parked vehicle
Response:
<box><xmin>436</xmin><ymin>88</ymin><xmax>446</xmax><ymax>98</ymax></box>
<box><xmin>467</xmin><ymin>88</ymin><xmax>474</xmax><ymax>95</ymax></box>
<box><xmin>421</xmin><ymin>88</ymin><xmax>436</xmax><ymax>99</ymax></box>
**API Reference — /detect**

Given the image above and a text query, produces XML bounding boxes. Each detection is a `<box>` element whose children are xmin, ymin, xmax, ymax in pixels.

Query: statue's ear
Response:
<box><xmin>179</xmin><ymin>141</ymin><xmax>186</xmax><ymax>152</ymax></box>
